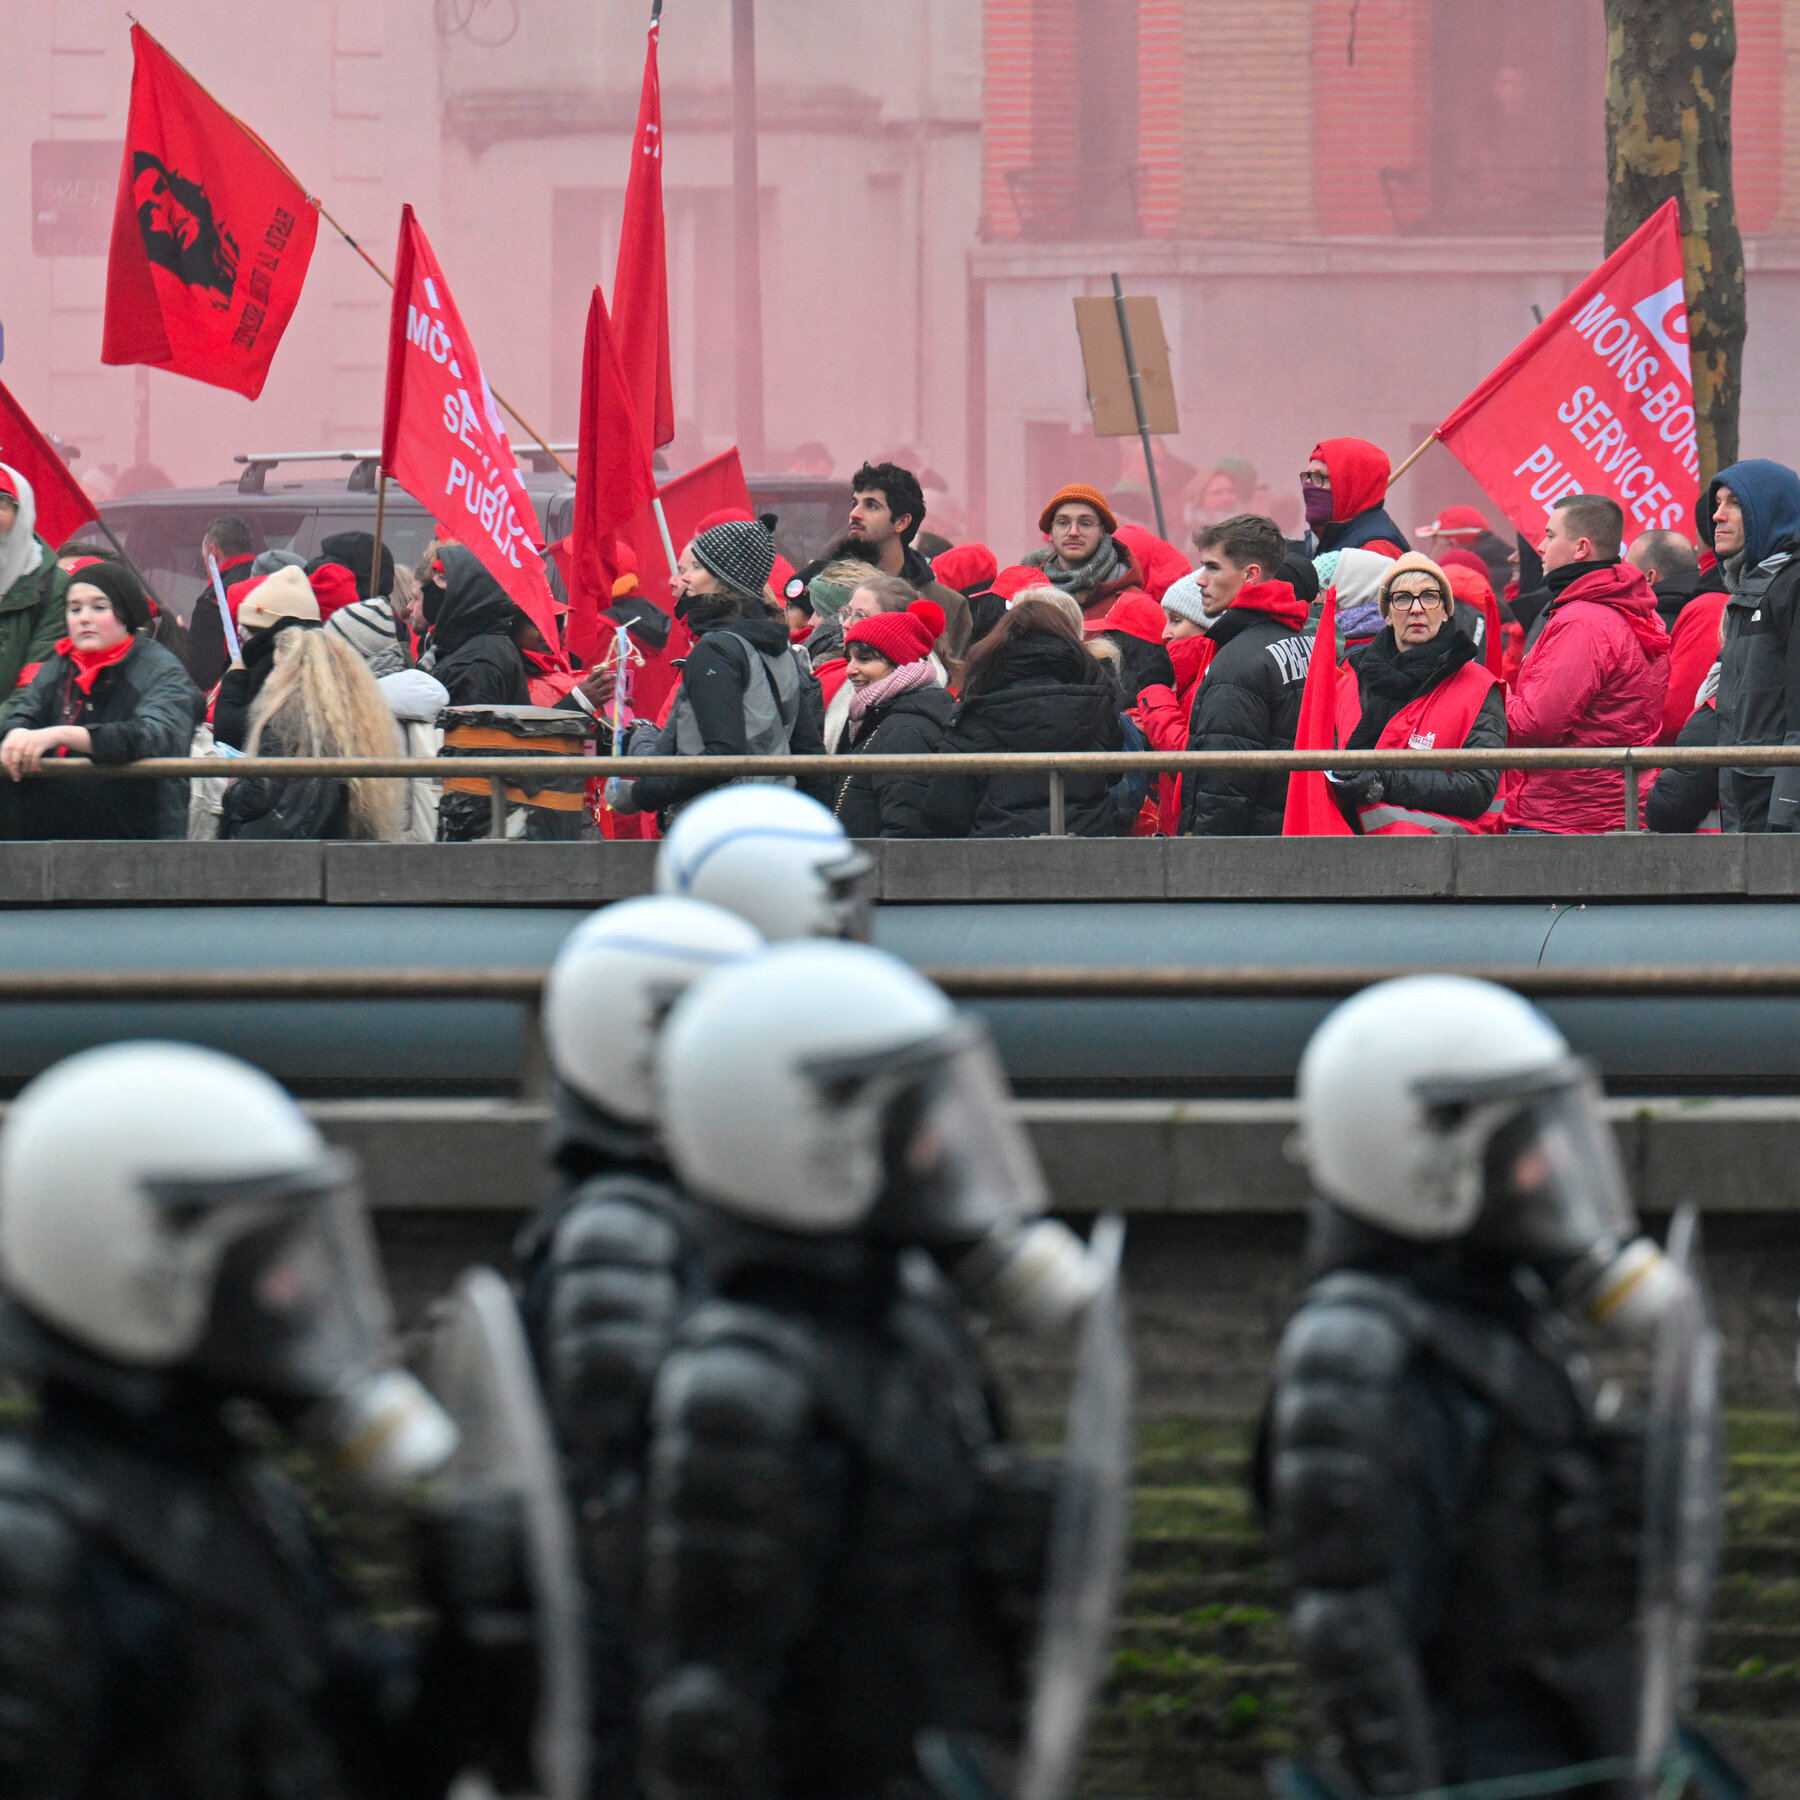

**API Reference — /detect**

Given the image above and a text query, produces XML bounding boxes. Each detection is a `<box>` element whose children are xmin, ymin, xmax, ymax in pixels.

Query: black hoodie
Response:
<box><xmin>430</xmin><ymin>547</ymin><xmax>528</xmax><ymax>708</ymax></box>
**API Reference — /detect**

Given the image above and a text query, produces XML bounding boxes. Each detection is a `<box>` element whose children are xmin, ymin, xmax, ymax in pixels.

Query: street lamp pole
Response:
<box><xmin>731</xmin><ymin>0</ymin><xmax>767</xmax><ymax>470</ymax></box>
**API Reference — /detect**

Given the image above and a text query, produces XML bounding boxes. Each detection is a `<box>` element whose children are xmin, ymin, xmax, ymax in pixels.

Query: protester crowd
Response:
<box><xmin>1</xmin><ymin>437</ymin><xmax>1794</xmax><ymax>841</ymax></box>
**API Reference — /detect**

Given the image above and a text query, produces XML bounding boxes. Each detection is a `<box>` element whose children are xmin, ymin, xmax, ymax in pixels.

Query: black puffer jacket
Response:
<box><xmin>833</xmin><ymin>682</ymin><xmax>954</xmax><ymax>837</ymax></box>
<box><xmin>1337</xmin><ymin>627</ymin><xmax>1506</xmax><ymax>825</ymax></box>
<box><xmin>921</xmin><ymin>633</ymin><xmax>1123</xmax><ymax>838</ymax></box>
<box><xmin>429</xmin><ymin>548</ymin><xmax>528</xmax><ymax>708</ymax></box>
<box><xmin>0</xmin><ymin>638</ymin><xmax>200</xmax><ymax>840</ymax></box>
<box><xmin>1098</xmin><ymin>631</ymin><xmax>1176</xmax><ymax>708</ymax></box>
<box><xmin>1180</xmin><ymin>587</ymin><xmax>1312</xmax><ymax>836</ymax></box>
<box><xmin>219</xmin><ymin>710</ymin><xmax>353</xmax><ymax>841</ymax></box>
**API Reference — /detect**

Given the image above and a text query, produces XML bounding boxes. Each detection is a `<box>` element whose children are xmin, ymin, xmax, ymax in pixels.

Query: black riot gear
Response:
<box><xmin>0</xmin><ymin>1297</ymin><xmax>534</xmax><ymax>1800</ymax></box>
<box><xmin>1260</xmin><ymin>1213</ymin><xmax>1645</xmax><ymax>1799</ymax></box>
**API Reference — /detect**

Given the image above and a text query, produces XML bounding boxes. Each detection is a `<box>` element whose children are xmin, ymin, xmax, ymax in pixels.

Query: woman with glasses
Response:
<box><xmin>1326</xmin><ymin>552</ymin><xmax>1507</xmax><ymax>835</ymax></box>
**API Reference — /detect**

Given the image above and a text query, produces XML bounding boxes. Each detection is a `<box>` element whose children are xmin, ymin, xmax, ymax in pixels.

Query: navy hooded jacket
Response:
<box><xmin>1701</xmin><ymin>459</ymin><xmax>1800</xmax><ymax>829</ymax></box>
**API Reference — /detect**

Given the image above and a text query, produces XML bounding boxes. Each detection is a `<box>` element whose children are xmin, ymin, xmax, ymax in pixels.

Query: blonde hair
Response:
<box><xmin>391</xmin><ymin>564</ymin><xmax>419</xmax><ymax>615</ymax></box>
<box><xmin>247</xmin><ymin>629</ymin><xmax>403</xmax><ymax>840</ymax></box>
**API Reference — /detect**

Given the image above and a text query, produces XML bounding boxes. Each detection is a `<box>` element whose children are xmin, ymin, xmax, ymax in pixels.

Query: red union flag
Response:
<box><xmin>381</xmin><ymin>206</ymin><xmax>566</xmax><ymax>664</ymax></box>
<box><xmin>612</xmin><ymin>14</ymin><xmax>675</xmax><ymax>450</ymax></box>
<box><xmin>1437</xmin><ymin>200</ymin><xmax>1698</xmax><ymax>542</ymax></box>
<box><xmin>0</xmin><ymin>379</ymin><xmax>99</xmax><ymax>549</ymax></box>
<box><xmin>102</xmin><ymin>25</ymin><xmax>317</xmax><ymax>400</ymax></box>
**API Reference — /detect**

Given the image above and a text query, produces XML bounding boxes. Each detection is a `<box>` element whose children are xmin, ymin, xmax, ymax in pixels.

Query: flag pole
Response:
<box><xmin>368</xmin><ymin>469</ymin><xmax>389</xmax><ymax>600</ymax></box>
<box><xmin>1388</xmin><ymin>432</ymin><xmax>1438</xmax><ymax>486</ymax></box>
<box><xmin>303</xmin><ymin>196</ymin><xmax>575</xmax><ymax>483</ymax></box>
<box><xmin>650</xmin><ymin>496</ymin><xmax>680</xmax><ymax>583</ymax></box>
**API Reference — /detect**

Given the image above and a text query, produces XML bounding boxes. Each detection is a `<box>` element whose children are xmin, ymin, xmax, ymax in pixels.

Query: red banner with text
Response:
<box><xmin>1437</xmin><ymin>200</ymin><xmax>1699</xmax><ymax>543</ymax></box>
<box><xmin>380</xmin><ymin>205</ymin><xmax>565</xmax><ymax>663</ymax></box>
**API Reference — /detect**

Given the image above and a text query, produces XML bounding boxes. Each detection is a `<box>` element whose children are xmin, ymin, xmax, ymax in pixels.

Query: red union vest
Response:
<box><xmin>1333</xmin><ymin>658</ymin><xmax>1505</xmax><ymax>835</ymax></box>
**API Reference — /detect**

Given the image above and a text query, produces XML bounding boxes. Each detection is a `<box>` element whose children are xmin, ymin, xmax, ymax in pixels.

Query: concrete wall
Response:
<box><xmin>6</xmin><ymin>832</ymin><xmax>1800</xmax><ymax>906</ymax></box>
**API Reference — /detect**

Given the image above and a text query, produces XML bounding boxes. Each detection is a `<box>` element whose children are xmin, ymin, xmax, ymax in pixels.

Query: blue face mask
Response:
<box><xmin>1303</xmin><ymin>484</ymin><xmax>1336</xmax><ymax>530</ymax></box>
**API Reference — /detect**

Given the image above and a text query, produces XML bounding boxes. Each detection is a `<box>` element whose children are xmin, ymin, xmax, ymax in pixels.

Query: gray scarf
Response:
<box><xmin>1024</xmin><ymin>534</ymin><xmax>1128</xmax><ymax>598</ymax></box>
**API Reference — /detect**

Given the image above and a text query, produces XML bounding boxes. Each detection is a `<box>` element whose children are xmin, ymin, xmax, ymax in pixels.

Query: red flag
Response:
<box><xmin>568</xmin><ymin>288</ymin><xmax>658</xmax><ymax>663</ymax></box>
<box><xmin>621</xmin><ymin>448</ymin><xmax>754</xmax><ymax>594</ymax></box>
<box><xmin>1282</xmin><ymin>587</ymin><xmax>1353</xmax><ymax>837</ymax></box>
<box><xmin>381</xmin><ymin>206</ymin><xmax>566</xmax><ymax>665</ymax></box>
<box><xmin>612</xmin><ymin>14</ymin><xmax>674</xmax><ymax>451</ymax></box>
<box><xmin>102</xmin><ymin>25</ymin><xmax>317</xmax><ymax>400</ymax></box>
<box><xmin>0</xmin><ymin>379</ymin><xmax>99</xmax><ymax>550</ymax></box>
<box><xmin>1437</xmin><ymin>200</ymin><xmax>1697</xmax><ymax>544</ymax></box>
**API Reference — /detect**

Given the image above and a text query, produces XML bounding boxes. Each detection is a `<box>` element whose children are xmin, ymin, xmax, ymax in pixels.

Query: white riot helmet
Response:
<box><xmin>0</xmin><ymin>1042</ymin><xmax>455</xmax><ymax>1488</ymax></box>
<box><xmin>1297</xmin><ymin>976</ymin><xmax>1685</xmax><ymax>1338</ymax></box>
<box><xmin>658</xmin><ymin>941</ymin><xmax>1048</xmax><ymax>1238</ymax></box>
<box><xmin>543</xmin><ymin>895</ymin><xmax>764</xmax><ymax>1124</ymax></box>
<box><xmin>654</xmin><ymin>785</ymin><xmax>874</xmax><ymax>941</ymax></box>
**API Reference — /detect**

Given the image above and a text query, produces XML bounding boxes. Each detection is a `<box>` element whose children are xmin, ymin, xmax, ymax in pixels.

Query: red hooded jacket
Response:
<box><xmin>1659</xmin><ymin>591</ymin><xmax>1728</xmax><ymax>744</ymax></box>
<box><xmin>1505</xmin><ymin>562</ymin><xmax>1670</xmax><ymax>833</ymax></box>
<box><xmin>1113</xmin><ymin>525</ymin><xmax>1191</xmax><ymax>603</ymax></box>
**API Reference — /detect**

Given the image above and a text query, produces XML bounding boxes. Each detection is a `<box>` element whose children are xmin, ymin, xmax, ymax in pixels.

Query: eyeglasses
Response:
<box><xmin>1299</xmin><ymin>471</ymin><xmax>1332</xmax><ymax>489</ymax></box>
<box><xmin>1389</xmin><ymin>590</ymin><xmax>1445</xmax><ymax>613</ymax></box>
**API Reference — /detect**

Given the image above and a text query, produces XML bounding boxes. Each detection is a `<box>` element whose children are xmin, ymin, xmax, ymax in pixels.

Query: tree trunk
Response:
<box><xmin>1603</xmin><ymin>0</ymin><xmax>1745</xmax><ymax>485</ymax></box>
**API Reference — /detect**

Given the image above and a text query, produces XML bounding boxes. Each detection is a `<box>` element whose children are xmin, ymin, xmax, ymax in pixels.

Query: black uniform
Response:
<box><xmin>0</xmin><ymin>1300</ymin><xmax>527</xmax><ymax>1800</ymax></box>
<box><xmin>520</xmin><ymin>1102</ymin><xmax>1051</xmax><ymax>1800</ymax></box>
<box><xmin>1180</xmin><ymin>589</ymin><xmax>1311</xmax><ymax>836</ymax></box>
<box><xmin>1259</xmin><ymin>1212</ymin><xmax>1641</xmax><ymax>1799</ymax></box>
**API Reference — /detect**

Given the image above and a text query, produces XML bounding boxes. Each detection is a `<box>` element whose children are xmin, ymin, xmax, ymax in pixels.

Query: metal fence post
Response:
<box><xmin>488</xmin><ymin>777</ymin><xmax>508</xmax><ymax>839</ymax></box>
<box><xmin>1048</xmin><ymin>769</ymin><xmax>1066</xmax><ymax>836</ymax></box>
<box><xmin>1624</xmin><ymin>762</ymin><xmax>1641</xmax><ymax>832</ymax></box>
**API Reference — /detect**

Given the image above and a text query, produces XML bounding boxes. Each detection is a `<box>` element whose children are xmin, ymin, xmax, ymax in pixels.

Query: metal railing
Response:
<box><xmin>7</xmin><ymin>964</ymin><xmax>1800</xmax><ymax>1003</ymax></box>
<box><xmin>18</xmin><ymin>743</ymin><xmax>1800</xmax><ymax>836</ymax></box>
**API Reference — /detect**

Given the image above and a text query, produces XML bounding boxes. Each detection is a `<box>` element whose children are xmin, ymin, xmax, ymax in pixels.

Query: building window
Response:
<box><xmin>1422</xmin><ymin>0</ymin><xmax>1605</xmax><ymax>234</ymax></box>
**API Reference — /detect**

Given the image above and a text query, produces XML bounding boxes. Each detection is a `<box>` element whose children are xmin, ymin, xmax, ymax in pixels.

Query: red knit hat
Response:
<box><xmin>1037</xmin><ymin>483</ymin><xmax>1117</xmax><ymax>535</ymax></box>
<box><xmin>306</xmin><ymin>561</ymin><xmax>361</xmax><ymax>620</ymax></box>
<box><xmin>844</xmin><ymin>598</ymin><xmax>945</xmax><ymax>666</ymax></box>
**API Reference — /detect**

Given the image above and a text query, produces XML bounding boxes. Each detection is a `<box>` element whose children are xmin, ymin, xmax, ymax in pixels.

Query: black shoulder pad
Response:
<box><xmin>549</xmin><ymin>1176</ymin><xmax>683</xmax><ymax>1272</ymax></box>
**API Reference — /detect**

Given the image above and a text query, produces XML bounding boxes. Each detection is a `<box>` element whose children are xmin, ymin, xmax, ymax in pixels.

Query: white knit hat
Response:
<box><xmin>1161</xmin><ymin>570</ymin><xmax>1210</xmax><ymax>627</ymax></box>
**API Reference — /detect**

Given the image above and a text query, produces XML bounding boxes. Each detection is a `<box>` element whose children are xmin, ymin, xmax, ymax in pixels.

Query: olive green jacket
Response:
<box><xmin>0</xmin><ymin>541</ymin><xmax>72</xmax><ymax>727</ymax></box>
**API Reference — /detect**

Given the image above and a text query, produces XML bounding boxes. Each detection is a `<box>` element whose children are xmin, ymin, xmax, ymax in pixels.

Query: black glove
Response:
<box><xmin>417</xmin><ymin>1495</ymin><xmax>540</xmax><ymax>1790</ymax></box>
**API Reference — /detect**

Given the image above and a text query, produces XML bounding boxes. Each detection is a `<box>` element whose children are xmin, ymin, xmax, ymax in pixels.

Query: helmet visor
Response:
<box><xmin>161</xmin><ymin>1152</ymin><xmax>397</xmax><ymax>1401</ymax></box>
<box><xmin>1469</xmin><ymin>1069</ymin><xmax>1636</xmax><ymax>1261</ymax></box>
<box><xmin>808</xmin><ymin>1020</ymin><xmax>1048</xmax><ymax>1241</ymax></box>
<box><xmin>820</xmin><ymin>844</ymin><xmax>875</xmax><ymax>942</ymax></box>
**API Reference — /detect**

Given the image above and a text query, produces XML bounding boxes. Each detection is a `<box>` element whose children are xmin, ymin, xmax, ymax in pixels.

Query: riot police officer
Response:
<box><xmin>0</xmin><ymin>1040</ymin><xmax>543</xmax><ymax>1799</ymax></box>
<box><xmin>1262</xmin><ymin>976</ymin><xmax>1703</xmax><ymax>1800</ymax></box>
<box><xmin>627</xmin><ymin>939</ymin><xmax>1075</xmax><ymax>1800</ymax></box>
<box><xmin>653</xmin><ymin>783</ymin><xmax>875</xmax><ymax>940</ymax></box>
<box><xmin>649</xmin><ymin>784</ymin><xmax>1100</xmax><ymax>1333</ymax></box>
<box><xmin>517</xmin><ymin>894</ymin><xmax>766</xmax><ymax>1797</ymax></box>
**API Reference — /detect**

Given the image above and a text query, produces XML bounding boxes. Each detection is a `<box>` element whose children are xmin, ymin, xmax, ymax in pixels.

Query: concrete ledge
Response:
<box><xmin>308</xmin><ymin>1096</ymin><xmax>1800</xmax><ymax>1215</ymax></box>
<box><xmin>323</xmin><ymin>841</ymin><xmax>657</xmax><ymax>905</ymax></box>
<box><xmin>3</xmin><ymin>834</ymin><xmax>1791</xmax><ymax>907</ymax></box>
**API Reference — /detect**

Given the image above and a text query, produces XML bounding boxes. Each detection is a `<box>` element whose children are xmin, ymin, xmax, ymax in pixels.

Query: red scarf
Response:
<box><xmin>522</xmin><ymin>648</ymin><xmax>560</xmax><ymax>677</ymax></box>
<box><xmin>56</xmin><ymin>636</ymin><xmax>134</xmax><ymax>694</ymax></box>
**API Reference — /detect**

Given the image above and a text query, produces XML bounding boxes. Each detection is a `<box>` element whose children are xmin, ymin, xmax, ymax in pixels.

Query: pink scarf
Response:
<box><xmin>847</xmin><ymin>658</ymin><xmax>936</xmax><ymax>722</ymax></box>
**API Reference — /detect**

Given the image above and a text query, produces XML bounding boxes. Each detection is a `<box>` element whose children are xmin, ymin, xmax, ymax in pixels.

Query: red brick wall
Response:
<box><xmin>1311</xmin><ymin>0</ymin><xmax>1431</xmax><ymax>235</ymax></box>
<box><xmin>981</xmin><ymin>0</ymin><xmax>1079</xmax><ymax>238</ymax></box>
<box><xmin>1137</xmin><ymin>0</ymin><xmax>1184</xmax><ymax>235</ymax></box>
<box><xmin>1737</xmin><ymin>0</ymin><xmax>1784</xmax><ymax>235</ymax></box>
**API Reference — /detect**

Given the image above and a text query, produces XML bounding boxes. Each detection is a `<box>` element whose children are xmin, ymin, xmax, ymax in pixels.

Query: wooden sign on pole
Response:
<box><xmin>1074</xmin><ymin>294</ymin><xmax>1178</xmax><ymax>437</ymax></box>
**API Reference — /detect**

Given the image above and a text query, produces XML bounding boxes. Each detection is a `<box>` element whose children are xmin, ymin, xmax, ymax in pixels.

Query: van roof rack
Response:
<box><xmin>235</xmin><ymin>450</ymin><xmax>381</xmax><ymax>496</ymax></box>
